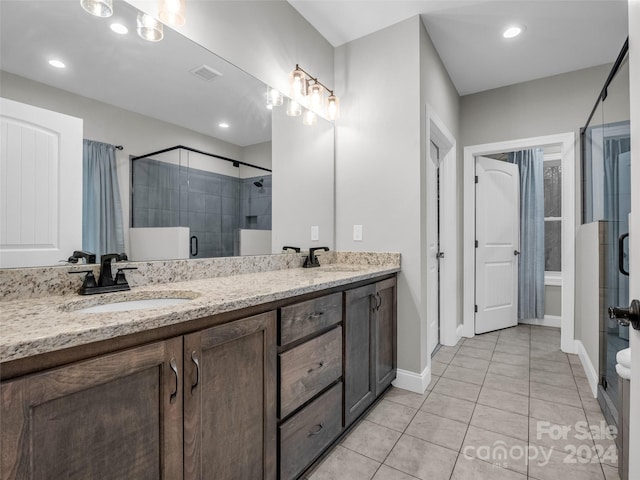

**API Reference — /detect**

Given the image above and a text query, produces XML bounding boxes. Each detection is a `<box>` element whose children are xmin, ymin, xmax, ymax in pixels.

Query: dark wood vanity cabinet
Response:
<box><xmin>0</xmin><ymin>337</ymin><xmax>184</xmax><ymax>480</ymax></box>
<box><xmin>344</xmin><ymin>278</ymin><xmax>397</xmax><ymax>427</ymax></box>
<box><xmin>0</xmin><ymin>311</ymin><xmax>277</xmax><ymax>480</ymax></box>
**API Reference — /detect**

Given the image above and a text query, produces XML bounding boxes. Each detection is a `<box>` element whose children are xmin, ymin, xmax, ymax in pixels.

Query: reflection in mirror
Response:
<box><xmin>0</xmin><ymin>0</ymin><xmax>335</xmax><ymax>268</ymax></box>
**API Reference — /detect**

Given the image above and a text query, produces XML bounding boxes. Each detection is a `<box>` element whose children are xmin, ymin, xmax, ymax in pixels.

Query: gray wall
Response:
<box><xmin>335</xmin><ymin>16</ymin><xmax>460</xmax><ymax>375</ymax></box>
<box><xmin>545</xmin><ymin>285</ymin><xmax>562</xmax><ymax>317</ymax></box>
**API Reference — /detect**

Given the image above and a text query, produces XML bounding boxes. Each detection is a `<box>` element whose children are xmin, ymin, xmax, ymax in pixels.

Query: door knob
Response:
<box><xmin>514</xmin><ymin>250</ymin><xmax>520</xmax><ymax>256</ymax></box>
<box><xmin>437</xmin><ymin>252</ymin><xmax>444</xmax><ymax>259</ymax></box>
<box><xmin>609</xmin><ymin>299</ymin><xmax>640</xmax><ymax>330</ymax></box>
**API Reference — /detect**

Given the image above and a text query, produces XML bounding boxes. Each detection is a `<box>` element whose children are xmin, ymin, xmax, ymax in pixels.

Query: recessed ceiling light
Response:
<box><xmin>48</xmin><ymin>59</ymin><xmax>66</xmax><ymax>69</ymax></box>
<box><xmin>110</xmin><ymin>23</ymin><xmax>128</xmax><ymax>35</ymax></box>
<box><xmin>503</xmin><ymin>25</ymin><xmax>524</xmax><ymax>39</ymax></box>
<box><xmin>219</xmin><ymin>122</ymin><xmax>229</xmax><ymax>128</ymax></box>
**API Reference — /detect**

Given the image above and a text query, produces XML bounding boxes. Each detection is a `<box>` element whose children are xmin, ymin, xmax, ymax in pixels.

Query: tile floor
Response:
<box><xmin>307</xmin><ymin>325</ymin><xmax>620</xmax><ymax>480</ymax></box>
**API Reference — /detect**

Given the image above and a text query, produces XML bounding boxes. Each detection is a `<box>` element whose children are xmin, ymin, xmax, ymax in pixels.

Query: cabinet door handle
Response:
<box><xmin>309</xmin><ymin>312</ymin><xmax>324</xmax><ymax>319</ymax></box>
<box><xmin>376</xmin><ymin>292</ymin><xmax>382</xmax><ymax>311</ymax></box>
<box><xmin>307</xmin><ymin>361</ymin><xmax>324</xmax><ymax>374</ymax></box>
<box><xmin>308</xmin><ymin>423</ymin><xmax>324</xmax><ymax>436</ymax></box>
<box><xmin>191</xmin><ymin>350</ymin><xmax>200</xmax><ymax>393</ymax></box>
<box><xmin>169</xmin><ymin>357</ymin><xmax>178</xmax><ymax>404</ymax></box>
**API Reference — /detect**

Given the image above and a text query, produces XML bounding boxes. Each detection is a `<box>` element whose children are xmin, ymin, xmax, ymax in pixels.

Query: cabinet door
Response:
<box><xmin>374</xmin><ymin>278</ymin><xmax>397</xmax><ymax>396</ymax></box>
<box><xmin>344</xmin><ymin>284</ymin><xmax>376</xmax><ymax>427</ymax></box>
<box><xmin>184</xmin><ymin>312</ymin><xmax>277</xmax><ymax>480</ymax></box>
<box><xmin>1</xmin><ymin>338</ymin><xmax>183</xmax><ymax>480</ymax></box>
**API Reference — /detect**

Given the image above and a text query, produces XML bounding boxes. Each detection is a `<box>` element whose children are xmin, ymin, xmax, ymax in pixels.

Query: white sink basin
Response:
<box><xmin>74</xmin><ymin>298</ymin><xmax>193</xmax><ymax>314</ymax></box>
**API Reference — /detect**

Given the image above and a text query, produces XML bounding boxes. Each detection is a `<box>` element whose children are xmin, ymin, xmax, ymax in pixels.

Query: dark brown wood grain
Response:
<box><xmin>374</xmin><ymin>278</ymin><xmax>397</xmax><ymax>395</ymax></box>
<box><xmin>0</xmin><ymin>338</ymin><xmax>183</xmax><ymax>480</ymax></box>
<box><xmin>279</xmin><ymin>327</ymin><xmax>342</xmax><ymax>419</ymax></box>
<box><xmin>279</xmin><ymin>292</ymin><xmax>342</xmax><ymax>346</ymax></box>
<box><xmin>279</xmin><ymin>382</ymin><xmax>342</xmax><ymax>480</ymax></box>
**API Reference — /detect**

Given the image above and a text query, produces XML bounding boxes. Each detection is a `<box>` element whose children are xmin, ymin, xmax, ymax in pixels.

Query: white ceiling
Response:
<box><xmin>288</xmin><ymin>0</ymin><xmax>629</xmax><ymax>95</ymax></box>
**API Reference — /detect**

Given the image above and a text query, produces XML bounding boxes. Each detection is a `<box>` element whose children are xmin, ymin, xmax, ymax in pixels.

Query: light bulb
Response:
<box><xmin>80</xmin><ymin>0</ymin><xmax>113</xmax><ymax>17</ymax></box>
<box><xmin>289</xmin><ymin>69</ymin><xmax>306</xmax><ymax>99</ymax></box>
<box><xmin>327</xmin><ymin>94</ymin><xmax>340</xmax><ymax>121</ymax></box>
<box><xmin>159</xmin><ymin>0</ymin><xmax>186</xmax><ymax>27</ymax></box>
<box><xmin>269</xmin><ymin>88</ymin><xmax>283</xmax><ymax>107</ymax></box>
<box><xmin>137</xmin><ymin>13</ymin><xmax>163</xmax><ymax>42</ymax></box>
<box><xmin>303</xmin><ymin>109</ymin><xmax>317</xmax><ymax>126</ymax></box>
<box><xmin>309</xmin><ymin>84</ymin><xmax>324</xmax><ymax>113</ymax></box>
<box><xmin>286</xmin><ymin>99</ymin><xmax>302</xmax><ymax>117</ymax></box>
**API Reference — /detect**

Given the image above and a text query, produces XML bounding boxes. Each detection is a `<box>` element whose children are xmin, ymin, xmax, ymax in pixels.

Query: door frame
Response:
<box><xmin>463</xmin><ymin>132</ymin><xmax>576</xmax><ymax>353</ymax></box>
<box><xmin>425</xmin><ymin>106</ymin><xmax>458</xmax><ymax>349</ymax></box>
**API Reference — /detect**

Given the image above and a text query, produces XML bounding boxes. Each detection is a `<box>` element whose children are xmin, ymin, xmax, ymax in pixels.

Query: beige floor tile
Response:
<box><xmin>477</xmin><ymin>386</ymin><xmax>529</xmax><ymax>415</ymax></box>
<box><xmin>496</xmin><ymin>336</ymin><xmax>530</xmax><ymax>348</ymax></box>
<box><xmin>530</xmin><ymin>369</ymin><xmax>575</xmax><ymax>388</ymax></box>
<box><xmin>528</xmin><ymin>446</ymin><xmax>606</xmax><ymax>480</ymax></box>
<box><xmin>383</xmin><ymin>387</ymin><xmax>429</xmax><ymax>410</ymax></box>
<box><xmin>433</xmin><ymin>350</ymin><xmax>455</xmax><ymax>364</ymax></box>
<box><xmin>384</xmin><ymin>435</ymin><xmax>458</xmax><ymax>480</ymax></box>
<box><xmin>483</xmin><ymin>373</ymin><xmax>530</xmax><ymax>396</ymax></box>
<box><xmin>530</xmin><ymin>358</ymin><xmax>573</xmax><ymax>375</ymax></box>
<box><xmin>528</xmin><ymin>416</ymin><xmax>596</xmax><ymax>458</ymax></box>
<box><xmin>431</xmin><ymin>361</ymin><xmax>448</xmax><ymax>376</ymax></box>
<box><xmin>309</xmin><ymin>446</ymin><xmax>380</xmax><ymax>480</ymax></box>
<box><xmin>405</xmin><ymin>411</ymin><xmax>468</xmax><ymax>451</ymax></box>
<box><xmin>487</xmin><ymin>361</ymin><xmax>529</xmax><ymax>379</ymax></box>
<box><xmin>449</xmin><ymin>354</ymin><xmax>490</xmax><ymax>372</ymax></box>
<box><xmin>442</xmin><ymin>364</ymin><xmax>485</xmax><ymax>385</ymax></box>
<box><xmin>601</xmin><ymin>463</ymin><xmax>621</xmax><ymax>480</ymax></box>
<box><xmin>420</xmin><ymin>391</ymin><xmax>476</xmax><ymax>424</ymax></box>
<box><xmin>491</xmin><ymin>351</ymin><xmax>530</xmax><ymax>367</ymax></box>
<box><xmin>470</xmin><ymin>404</ymin><xmax>528</xmax><ymax>441</ymax></box>
<box><xmin>366</xmin><ymin>400</ymin><xmax>418</xmax><ymax>433</ymax></box>
<box><xmin>438</xmin><ymin>344</ymin><xmax>462</xmax><ymax>355</ymax></box>
<box><xmin>529</xmin><ymin>381</ymin><xmax>582</xmax><ymax>408</ymax></box>
<box><xmin>451</xmin><ymin>455</ymin><xmax>526</xmax><ymax>480</ymax></box>
<box><xmin>463</xmin><ymin>338</ymin><xmax>496</xmax><ymax>350</ymax></box>
<box><xmin>461</xmin><ymin>425</ymin><xmax>529</xmax><ymax>475</ymax></box>
<box><xmin>530</xmin><ymin>349</ymin><xmax>570</xmax><ymax>363</ymax></box>
<box><xmin>341</xmin><ymin>420</ymin><xmax>402</xmax><ymax>462</ymax></box>
<box><xmin>457</xmin><ymin>345</ymin><xmax>494</xmax><ymax>360</ymax></box>
<box><xmin>570</xmin><ymin>362</ymin><xmax>588</xmax><ymax>378</ymax></box>
<box><xmin>432</xmin><ymin>377</ymin><xmax>481</xmax><ymax>402</ymax></box>
<box><xmin>494</xmin><ymin>342</ymin><xmax>530</xmax><ymax>356</ymax></box>
<box><xmin>371</xmin><ymin>465</ymin><xmax>421</xmax><ymax>480</ymax></box>
<box><xmin>529</xmin><ymin>397</ymin><xmax>587</xmax><ymax>426</ymax></box>
<box><xmin>426</xmin><ymin>375</ymin><xmax>440</xmax><ymax>391</ymax></box>
<box><xmin>579</xmin><ymin>390</ymin><xmax>603</xmax><ymax>413</ymax></box>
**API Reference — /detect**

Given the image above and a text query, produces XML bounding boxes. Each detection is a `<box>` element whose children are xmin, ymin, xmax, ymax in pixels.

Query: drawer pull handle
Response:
<box><xmin>191</xmin><ymin>350</ymin><xmax>200</xmax><ymax>393</ymax></box>
<box><xmin>309</xmin><ymin>312</ymin><xmax>324</xmax><ymax>319</ymax></box>
<box><xmin>308</xmin><ymin>423</ymin><xmax>324</xmax><ymax>436</ymax></box>
<box><xmin>307</xmin><ymin>361</ymin><xmax>325</xmax><ymax>374</ymax></box>
<box><xmin>169</xmin><ymin>357</ymin><xmax>178</xmax><ymax>404</ymax></box>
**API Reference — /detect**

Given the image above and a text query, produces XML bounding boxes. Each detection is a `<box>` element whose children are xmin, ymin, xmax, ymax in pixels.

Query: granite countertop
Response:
<box><xmin>0</xmin><ymin>264</ymin><xmax>399</xmax><ymax>363</ymax></box>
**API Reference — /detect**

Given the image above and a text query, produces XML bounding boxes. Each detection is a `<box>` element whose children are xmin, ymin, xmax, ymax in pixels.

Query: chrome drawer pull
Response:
<box><xmin>307</xmin><ymin>361</ymin><xmax>325</xmax><ymax>374</ymax></box>
<box><xmin>308</xmin><ymin>423</ymin><xmax>324</xmax><ymax>436</ymax></box>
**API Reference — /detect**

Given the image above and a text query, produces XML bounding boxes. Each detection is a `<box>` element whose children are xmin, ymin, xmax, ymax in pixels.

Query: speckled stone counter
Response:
<box><xmin>0</xmin><ymin>254</ymin><xmax>400</xmax><ymax>363</ymax></box>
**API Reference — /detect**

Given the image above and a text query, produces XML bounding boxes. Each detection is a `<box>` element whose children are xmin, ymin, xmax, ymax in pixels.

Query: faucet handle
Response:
<box><xmin>69</xmin><ymin>270</ymin><xmax>98</xmax><ymax>290</ymax></box>
<box><xmin>115</xmin><ymin>267</ymin><xmax>137</xmax><ymax>285</ymax></box>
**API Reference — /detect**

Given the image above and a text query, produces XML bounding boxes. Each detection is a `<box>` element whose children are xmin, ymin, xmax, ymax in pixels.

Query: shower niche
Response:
<box><xmin>130</xmin><ymin>146</ymin><xmax>272</xmax><ymax>260</ymax></box>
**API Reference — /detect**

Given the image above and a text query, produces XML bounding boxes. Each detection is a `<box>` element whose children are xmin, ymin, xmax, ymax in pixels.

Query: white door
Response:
<box><xmin>475</xmin><ymin>156</ymin><xmax>520</xmax><ymax>334</ymax></box>
<box><xmin>427</xmin><ymin>141</ymin><xmax>440</xmax><ymax>355</ymax></box>
<box><xmin>0</xmin><ymin>98</ymin><xmax>83</xmax><ymax>267</ymax></box>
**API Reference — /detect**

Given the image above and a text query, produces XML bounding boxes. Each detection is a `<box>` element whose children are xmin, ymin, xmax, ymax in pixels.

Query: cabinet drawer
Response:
<box><xmin>279</xmin><ymin>293</ymin><xmax>342</xmax><ymax>346</ymax></box>
<box><xmin>279</xmin><ymin>327</ymin><xmax>342</xmax><ymax>418</ymax></box>
<box><xmin>279</xmin><ymin>382</ymin><xmax>343</xmax><ymax>480</ymax></box>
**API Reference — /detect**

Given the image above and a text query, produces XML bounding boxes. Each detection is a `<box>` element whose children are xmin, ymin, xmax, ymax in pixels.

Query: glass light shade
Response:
<box><xmin>80</xmin><ymin>0</ymin><xmax>113</xmax><ymax>17</ymax></box>
<box><xmin>269</xmin><ymin>88</ymin><xmax>283</xmax><ymax>107</ymax></box>
<box><xmin>159</xmin><ymin>0</ymin><xmax>186</xmax><ymax>27</ymax></box>
<box><xmin>327</xmin><ymin>94</ymin><xmax>340</xmax><ymax>121</ymax></box>
<box><xmin>302</xmin><ymin>109</ymin><xmax>317</xmax><ymax>126</ymax></box>
<box><xmin>289</xmin><ymin>69</ymin><xmax>306</xmax><ymax>99</ymax></box>
<box><xmin>137</xmin><ymin>13</ymin><xmax>164</xmax><ymax>42</ymax></box>
<box><xmin>308</xmin><ymin>84</ymin><xmax>324</xmax><ymax>114</ymax></box>
<box><xmin>286</xmin><ymin>98</ymin><xmax>302</xmax><ymax>117</ymax></box>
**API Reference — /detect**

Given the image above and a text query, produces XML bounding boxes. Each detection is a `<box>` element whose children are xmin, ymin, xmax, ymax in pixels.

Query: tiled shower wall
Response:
<box><xmin>132</xmin><ymin>157</ymin><xmax>271</xmax><ymax>258</ymax></box>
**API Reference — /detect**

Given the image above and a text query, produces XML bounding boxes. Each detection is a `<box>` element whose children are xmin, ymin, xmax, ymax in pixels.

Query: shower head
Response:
<box><xmin>253</xmin><ymin>179</ymin><xmax>264</xmax><ymax>188</ymax></box>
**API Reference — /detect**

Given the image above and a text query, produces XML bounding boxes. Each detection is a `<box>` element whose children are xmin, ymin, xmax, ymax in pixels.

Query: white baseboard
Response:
<box><xmin>456</xmin><ymin>324</ymin><xmax>465</xmax><ymax>340</ymax></box>
<box><xmin>393</xmin><ymin>365</ymin><xmax>430</xmax><ymax>394</ymax></box>
<box><xmin>575</xmin><ymin>340</ymin><xmax>598</xmax><ymax>397</ymax></box>
<box><xmin>519</xmin><ymin>316</ymin><xmax>562</xmax><ymax>328</ymax></box>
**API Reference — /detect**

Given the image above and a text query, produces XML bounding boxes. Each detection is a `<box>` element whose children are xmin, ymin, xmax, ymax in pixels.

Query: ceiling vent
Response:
<box><xmin>190</xmin><ymin>64</ymin><xmax>222</xmax><ymax>82</ymax></box>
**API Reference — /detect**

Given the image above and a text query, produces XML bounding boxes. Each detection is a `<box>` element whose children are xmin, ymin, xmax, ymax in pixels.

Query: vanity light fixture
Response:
<box><xmin>137</xmin><ymin>12</ymin><xmax>163</xmax><ymax>42</ymax></box>
<box><xmin>80</xmin><ymin>0</ymin><xmax>113</xmax><ymax>17</ymax></box>
<box><xmin>503</xmin><ymin>25</ymin><xmax>524</xmax><ymax>39</ymax></box>
<box><xmin>219</xmin><ymin>122</ymin><xmax>230</xmax><ymax>129</ymax></box>
<box><xmin>266</xmin><ymin>86</ymin><xmax>283</xmax><ymax>110</ymax></box>
<box><xmin>159</xmin><ymin>0</ymin><xmax>186</xmax><ymax>27</ymax></box>
<box><xmin>110</xmin><ymin>23</ymin><xmax>128</xmax><ymax>35</ymax></box>
<box><xmin>288</xmin><ymin>65</ymin><xmax>339</xmax><ymax>121</ymax></box>
<box><xmin>48</xmin><ymin>59</ymin><xmax>66</xmax><ymax>69</ymax></box>
<box><xmin>302</xmin><ymin>109</ymin><xmax>317</xmax><ymax>126</ymax></box>
<box><xmin>286</xmin><ymin>98</ymin><xmax>302</xmax><ymax>117</ymax></box>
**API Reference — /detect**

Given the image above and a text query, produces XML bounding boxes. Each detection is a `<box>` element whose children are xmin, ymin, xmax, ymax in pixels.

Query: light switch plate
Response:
<box><xmin>311</xmin><ymin>226</ymin><xmax>319</xmax><ymax>241</ymax></box>
<box><xmin>353</xmin><ymin>225</ymin><xmax>363</xmax><ymax>241</ymax></box>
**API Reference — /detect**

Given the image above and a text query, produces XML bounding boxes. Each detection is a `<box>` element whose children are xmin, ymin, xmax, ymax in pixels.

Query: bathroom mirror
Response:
<box><xmin>0</xmin><ymin>0</ymin><xmax>334</xmax><ymax>267</ymax></box>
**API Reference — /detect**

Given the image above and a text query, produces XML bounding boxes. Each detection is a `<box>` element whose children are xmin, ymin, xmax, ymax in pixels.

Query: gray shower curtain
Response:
<box><xmin>509</xmin><ymin>148</ymin><xmax>545</xmax><ymax>319</ymax></box>
<box><xmin>82</xmin><ymin>139</ymin><xmax>125</xmax><ymax>258</ymax></box>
